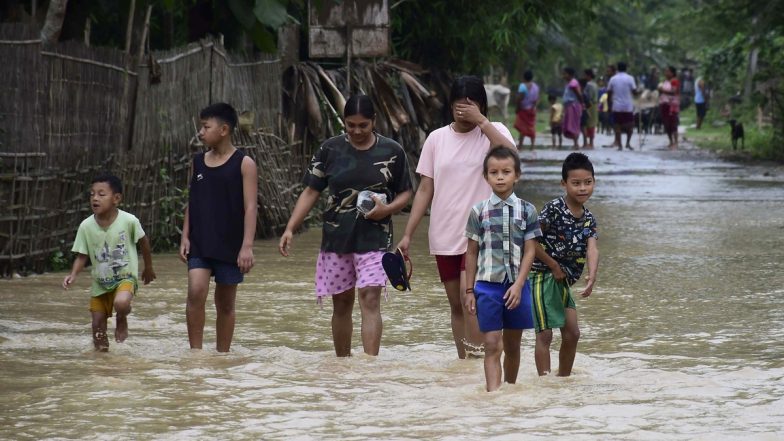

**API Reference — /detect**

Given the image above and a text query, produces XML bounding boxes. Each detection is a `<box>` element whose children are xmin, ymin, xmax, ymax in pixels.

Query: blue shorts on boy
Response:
<box><xmin>475</xmin><ymin>280</ymin><xmax>534</xmax><ymax>332</ymax></box>
<box><xmin>188</xmin><ymin>256</ymin><xmax>243</xmax><ymax>284</ymax></box>
<box><xmin>465</xmin><ymin>193</ymin><xmax>542</xmax><ymax>333</ymax></box>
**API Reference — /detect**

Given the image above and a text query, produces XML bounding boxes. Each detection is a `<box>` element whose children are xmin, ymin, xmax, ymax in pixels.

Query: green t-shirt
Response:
<box><xmin>71</xmin><ymin>209</ymin><xmax>146</xmax><ymax>296</ymax></box>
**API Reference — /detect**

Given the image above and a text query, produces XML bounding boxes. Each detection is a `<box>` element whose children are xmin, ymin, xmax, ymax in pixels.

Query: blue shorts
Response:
<box><xmin>474</xmin><ymin>280</ymin><xmax>535</xmax><ymax>332</ymax></box>
<box><xmin>187</xmin><ymin>256</ymin><xmax>243</xmax><ymax>285</ymax></box>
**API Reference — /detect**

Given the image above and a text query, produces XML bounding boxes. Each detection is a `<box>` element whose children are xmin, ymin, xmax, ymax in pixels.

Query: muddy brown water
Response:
<box><xmin>2</xmin><ymin>140</ymin><xmax>783</xmax><ymax>440</ymax></box>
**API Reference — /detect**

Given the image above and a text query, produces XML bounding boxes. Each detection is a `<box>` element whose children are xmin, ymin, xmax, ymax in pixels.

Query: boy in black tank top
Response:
<box><xmin>179</xmin><ymin>103</ymin><xmax>258</xmax><ymax>352</ymax></box>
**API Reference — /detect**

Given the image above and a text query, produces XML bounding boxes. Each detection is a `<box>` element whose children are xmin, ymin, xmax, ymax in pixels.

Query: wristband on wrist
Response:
<box><xmin>465</xmin><ymin>288</ymin><xmax>474</xmax><ymax>293</ymax></box>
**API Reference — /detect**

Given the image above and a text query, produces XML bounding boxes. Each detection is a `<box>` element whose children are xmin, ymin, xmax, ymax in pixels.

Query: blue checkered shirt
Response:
<box><xmin>465</xmin><ymin>193</ymin><xmax>542</xmax><ymax>283</ymax></box>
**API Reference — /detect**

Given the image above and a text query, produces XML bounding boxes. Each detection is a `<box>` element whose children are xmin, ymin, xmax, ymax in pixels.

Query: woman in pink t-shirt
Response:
<box><xmin>397</xmin><ymin>75</ymin><xmax>516</xmax><ymax>359</ymax></box>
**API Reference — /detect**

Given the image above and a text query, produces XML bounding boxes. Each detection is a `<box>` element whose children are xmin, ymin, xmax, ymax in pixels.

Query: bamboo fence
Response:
<box><xmin>0</xmin><ymin>24</ymin><xmax>294</xmax><ymax>275</ymax></box>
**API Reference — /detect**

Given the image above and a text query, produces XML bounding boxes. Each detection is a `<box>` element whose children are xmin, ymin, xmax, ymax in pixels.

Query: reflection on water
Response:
<box><xmin>2</xmin><ymin>147</ymin><xmax>784</xmax><ymax>440</ymax></box>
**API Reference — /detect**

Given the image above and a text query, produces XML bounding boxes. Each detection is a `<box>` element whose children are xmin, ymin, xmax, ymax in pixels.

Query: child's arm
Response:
<box><xmin>534</xmin><ymin>242</ymin><xmax>567</xmax><ymax>282</ymax></box>
<box><xmin>179</xmin><ymin>159</ymin><xmax>194</xmax><ymax>263</ymax></box>
<box><xmin>279</xmin><ymin>187</ymin><xmax>321</xmax><ymax>257</ymax></box>
<box><xmin>179</xmin><ymin>205</ymin><xmax>190</xmax><ymax>262</ymax></box>
<box><xmin>579</xmin><ymin>237</ymin><xmax>599</xmax><ymax>298</ymax></box>
<box><xmin>397</xmin><ymin>176</ymin><xmax>433</xmax><ymax>256</ymax></box>
<box><xmin>238</xmin><ymin>156</ymin><xmax>259</xmax><ymax>273</ymax></box>
<box><xmin>138</xmin><ymin>235</ymin><xmax>156</xmax><ymax>285</ymax></box>
<box><xmin>62</xmin><ymin>253</ymin><xmax>88</xmax><ymax>289</ymax></box>
<box><xmin>504</xmin><ymin>238</ymin><xmax>537</xmax><ymax>309</ymax></box>
<box><xmin>463</xmin><ymin>239</ymin><xmax>479</xmax><ymax>316</ymax></box>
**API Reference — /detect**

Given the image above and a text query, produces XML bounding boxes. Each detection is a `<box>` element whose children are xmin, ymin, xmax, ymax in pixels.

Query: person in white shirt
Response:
<box><xmin>607</xmin><ymin>62</ymin><xmax>638</xmax><ymax>150</ymax></box>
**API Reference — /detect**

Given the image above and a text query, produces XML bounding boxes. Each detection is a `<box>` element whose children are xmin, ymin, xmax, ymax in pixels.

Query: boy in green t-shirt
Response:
<box><xmin>63</xmin><ymin>174</ymin><xmax>156</xmax><ymax>351</ymax></box>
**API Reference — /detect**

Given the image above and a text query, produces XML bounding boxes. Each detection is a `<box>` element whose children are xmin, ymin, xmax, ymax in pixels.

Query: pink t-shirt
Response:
<box><xmin>416</xmin><ymin>122</ymin><xmax>514</xmax><ymax>255</ymax></box>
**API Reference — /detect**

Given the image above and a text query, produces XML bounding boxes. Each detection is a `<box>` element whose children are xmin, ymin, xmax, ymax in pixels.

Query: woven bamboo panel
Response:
<box><xmin>0</xmin><ymin>26</ymin><xmax>288</xmax><ymax>275</ymax></box>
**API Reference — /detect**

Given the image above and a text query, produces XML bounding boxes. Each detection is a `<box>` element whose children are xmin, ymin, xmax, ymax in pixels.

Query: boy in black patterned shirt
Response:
<box><xmin>529</xmin><ymin>152</ymin><xmax>599</xmax><ymax>377</ymax></box>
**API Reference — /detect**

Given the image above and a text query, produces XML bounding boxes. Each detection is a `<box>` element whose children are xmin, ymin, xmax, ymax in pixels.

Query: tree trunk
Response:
<box><xmin>744</xmin><ymin>46</ymin><xmax>759</xmax><ymax>100</ymax></box>
<box><xmin>40</xmin><ymin>0</ymin><xmax>69</xmax><ymax>45</ymax></box>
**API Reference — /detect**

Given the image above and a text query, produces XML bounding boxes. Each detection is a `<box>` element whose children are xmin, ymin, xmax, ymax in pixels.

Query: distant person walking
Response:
<box><xmin>548</xmin><ymin>94</ymin><xmax>563</xmax><ymax>149</ymax></box>
<box><xmin>644</xmin><ymin>66</ymin><xmax>659</xmax><ymax>91</ymax></box>
<box><xmin>514</xmin><ymin>70</ymin><xmax>540</xmax><ymax>150</ymax></box>
<box><xmin>561</xmin><ymin>67</ymin><xmax>584</xmax><ymax>150</ymax></box>
<box><xmin>680</xmin><ymin>68</ymin><xmax>694</xmax><ymax>110</ymax></box>
<box><xmin>658</xmin><ymin>66</ymin><xmax>681</xmax><ymax>149</ymax></box>
<box><xmin>607</xmin><ymin>62</ymin><xmax>637</xmax><ymax>150</ymax></box>
<box><xmin>582</xmin><ymin>69</ymin><xmax>599</xmax><ymax>149</ymax></box>
<box><xmin>694</xmin><ymin>75</ymin><xmax>707</xmax><ymax>129</ymax></box>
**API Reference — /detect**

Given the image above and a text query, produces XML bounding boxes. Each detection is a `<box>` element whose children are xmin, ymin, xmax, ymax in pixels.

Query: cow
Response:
<box><xmin>484</xmin><ymin>84</ymin><xmax>511</xmax><ymax>121</ymax></box>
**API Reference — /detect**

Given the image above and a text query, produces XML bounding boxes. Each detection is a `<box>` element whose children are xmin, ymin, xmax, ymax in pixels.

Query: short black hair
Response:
<box><xmin>344</xmin><ymin>94</ymin><xmax>376</xmax><ymax>119</ymax></box>
<box><xmin>584</xmin><ymin>68</ymin><xmax>594</xmax><ymax>79</ymax></box>
<box><xmin>523</xmin><ymin>70</ymin><xmax>533</xmax><ymax>81</ymax></box>
<box><xmin>562</xmin><ymin>152</ymin><xmax>594</xmax><ymax>181</ymax></box>
<box><xmin>563</xmin><ymin>67</ymin><xmax>576</xmax><ymax>77</ymax></box>
<box><xmin>200</xmin><ymin>102</ymin><xmax>238</xmax><ymax>131</ymax></box>
<box><xmin>617</xmin><ymin>62</ymin><xmax>628</xmax><ymax>72</ymax></box>
<box><xmin>450</xmin><ymin>75</ymin><xmax>488</xmax><ymax>116</ymax></box>
<box><xmin>483</xmin><ymin>146</ymin><xmax>521</xmax><ymax>176</ymax></box>
<box><xmin>92</xmin><ymin>173</ymin><xmax>123</xmax><ymax>194</ymax></box>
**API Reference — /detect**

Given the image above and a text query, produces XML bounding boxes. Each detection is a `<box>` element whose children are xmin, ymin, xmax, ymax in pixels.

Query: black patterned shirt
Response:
<box><xmin>531</xmin><ymin>197</ymin><xmax>598</xmax><ymax>286</ymax></box>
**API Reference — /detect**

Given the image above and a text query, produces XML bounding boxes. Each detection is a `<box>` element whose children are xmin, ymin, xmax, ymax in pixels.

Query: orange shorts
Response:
<box><xmin>89</xmin><ymin>280</ymin><xmax>135</xmax><ymax>316</ymax></box>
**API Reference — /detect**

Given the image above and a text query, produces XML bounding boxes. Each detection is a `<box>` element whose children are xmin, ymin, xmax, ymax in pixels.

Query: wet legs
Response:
<box><xmin>331</xmin><ymin>287</ymin><xmax>383</xmax><ymax>356</ymax></box>
<box><xmin>534</xmin><ymin>308</ymin><xmax>581</xmax><ymax>377</ymax></box>
<box><xmin>113</xmin><ymin>290</ymin><xmax>132</xmax><ymax>343</ymax></box>
<box><xmin>186</xmin><ymin>269</ymin><xmax>238</xmax><ymax>352</ymax></box>
<box><xmin>445</xmin><ymin>275</ymin><xmax>483</xmax><ymax>359</ymax></box>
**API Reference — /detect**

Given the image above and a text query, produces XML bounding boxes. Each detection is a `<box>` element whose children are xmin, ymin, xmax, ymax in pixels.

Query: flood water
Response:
<box><xmin>2</xmin><ymin>137</ymin><xmax>784</xmax><ymax>440</ymax></box>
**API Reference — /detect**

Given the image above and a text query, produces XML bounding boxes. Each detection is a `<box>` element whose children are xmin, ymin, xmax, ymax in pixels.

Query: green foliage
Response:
<box><xmin>226</xmin><ymin>0</ymin><xmax>295</xmax><ymax>52</ymax></box>
<box><xmin>152</xmin><ymin>165</ymin><xmax>189</xmax><ymax>251</ymax></box>
<box><xmin>390</xmin><ymin>0</ymin><xmax>596</xmax><ymax>74</ymax></box>
<box><xmin>49</xmin><ymin>241</ymin><xmax>70</xmax><ymax>272</ymax></box>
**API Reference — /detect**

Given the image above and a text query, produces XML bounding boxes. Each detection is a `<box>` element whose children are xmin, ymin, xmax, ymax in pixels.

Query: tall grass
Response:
<box><xmin>682</xmin><ymin>107</ymin><xmax>781</xmax><ymax>161</ymax></box>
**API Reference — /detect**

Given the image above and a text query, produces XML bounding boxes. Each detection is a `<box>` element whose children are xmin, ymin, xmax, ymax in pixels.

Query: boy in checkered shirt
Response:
<box><xmin>464</xmin><ymin>146</ymin><xmax>542</xmax><ymax>391</ymax></box>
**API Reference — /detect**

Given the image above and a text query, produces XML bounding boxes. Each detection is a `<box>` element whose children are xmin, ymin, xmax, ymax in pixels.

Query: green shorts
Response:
<box><xmin>529</xmin><ymin>271</ymin><xmax>576</xmax><ymax>333</ymax></box>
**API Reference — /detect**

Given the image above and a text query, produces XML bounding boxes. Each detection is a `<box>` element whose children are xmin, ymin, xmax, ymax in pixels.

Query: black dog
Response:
<box><xmin>729</xmin><ymin>119</ymin><xmax>745</xmax><ymax>150</ymax></box>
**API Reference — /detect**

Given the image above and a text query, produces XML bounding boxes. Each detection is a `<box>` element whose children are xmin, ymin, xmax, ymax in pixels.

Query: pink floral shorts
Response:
<box><xmin>315</xmin><ymin>251</ymin><xmax>387</xmax><ymax>299</ymax></box>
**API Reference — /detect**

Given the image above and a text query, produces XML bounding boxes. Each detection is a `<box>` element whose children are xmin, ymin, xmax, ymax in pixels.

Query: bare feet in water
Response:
<box><xmin>115</xmin><ymin>315</ymin><xmax>128</xmax><ymax>343</ymax></box>
<box><xmin>94</xmin><ymin>330</ymin><xmax>109</xmax><ymax>352</ymax></box>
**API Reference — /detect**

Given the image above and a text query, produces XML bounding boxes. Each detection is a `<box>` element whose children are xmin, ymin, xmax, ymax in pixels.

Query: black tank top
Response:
<box><xmin>188</xmin><ymin>149</ymin><xmax>245</xmax><ymax>263</ymax></box>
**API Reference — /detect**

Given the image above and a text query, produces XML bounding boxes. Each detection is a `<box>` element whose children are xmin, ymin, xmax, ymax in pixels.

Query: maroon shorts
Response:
<box><xmin>435</xmin><ymin>254</ymin><xmax>466</xmax><ymax>283</ymax></box>
<box><xmin>613</xmin><ymin>111</ymin><xmax>634</xmax><ymax>128</ymax></box>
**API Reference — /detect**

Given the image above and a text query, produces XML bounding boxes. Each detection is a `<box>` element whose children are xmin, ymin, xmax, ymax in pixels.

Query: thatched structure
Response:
<box><xmin>283</xmin><ymin>60</ymin><xmax>453</xmax><ymax>173</ymax></box>
<box><xmin>0</xmin><ymin>24</ymin><xmax>294</xmax><ymax>275</ymax></box>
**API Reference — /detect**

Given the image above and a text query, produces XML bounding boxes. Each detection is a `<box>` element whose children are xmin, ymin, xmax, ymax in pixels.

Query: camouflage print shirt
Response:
<box><xmin>303</xmin><ymin>133</ymin><xmax>412</xmax><ymax>253</ymax></box>
<box><xmin>531</xmin><ymin>197</ymin><xmax>598</xmax><ymax>286</ymax></box>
